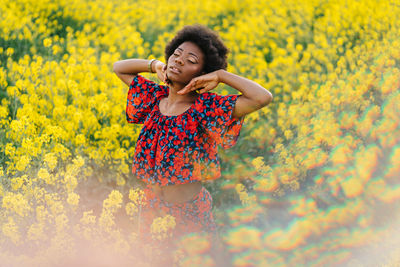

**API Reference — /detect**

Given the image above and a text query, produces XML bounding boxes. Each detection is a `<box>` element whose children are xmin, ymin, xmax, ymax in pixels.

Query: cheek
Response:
<box><xmin>166</xmin><ymin>58</ymin><xmax>172</xmax><ymax>67</ymax></box>
<box><xmin>185</xmin><ymin>65</ymin><xmax>203</xmax><ymax>77</ymax></box>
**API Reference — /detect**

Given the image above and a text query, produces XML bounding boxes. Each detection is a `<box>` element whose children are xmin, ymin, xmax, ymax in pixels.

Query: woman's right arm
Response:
<box><xmin>113</xmin><ymin>59</ymin><xmax>152</xmax><ymax>86</ymax></box>
<box><xmin>113</xmin><ymin>59</ymin><xmax>167</xmax><ymax>86</ymax></box>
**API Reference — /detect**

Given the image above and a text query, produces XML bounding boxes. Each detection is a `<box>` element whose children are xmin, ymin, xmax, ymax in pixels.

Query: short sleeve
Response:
<box><xmin>126</xmin><ymin>75</ymin><xmax>167</xmax><ymax>124</ymax></box>
<box><xmin>195</xmin><ymin>92</ymin><xmax>245</xmax><ymax>149</ymax></box>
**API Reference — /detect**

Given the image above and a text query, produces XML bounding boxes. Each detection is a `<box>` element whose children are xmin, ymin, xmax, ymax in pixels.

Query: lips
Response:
<box><xmin>169</xmin><ymin>65</ymin><xmax>181</xmax><ymax>74</ymax></box>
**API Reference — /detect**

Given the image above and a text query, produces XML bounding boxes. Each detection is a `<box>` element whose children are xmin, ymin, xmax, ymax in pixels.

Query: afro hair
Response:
<box><xmin>165</xmin><ymin>24</ymin><xmax>229</xmax><ymax>73</ymax></box>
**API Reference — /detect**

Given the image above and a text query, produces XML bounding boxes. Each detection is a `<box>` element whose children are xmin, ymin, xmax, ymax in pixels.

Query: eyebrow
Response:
<box><xmin>176</xmin><ymin>47</ymin><xmax>199</xmax><ymax>60</ymax></box>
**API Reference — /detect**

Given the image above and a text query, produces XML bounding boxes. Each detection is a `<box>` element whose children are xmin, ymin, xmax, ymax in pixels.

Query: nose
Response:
<box><xmin>174</xmin><ymin>55</ymin><xmax>184</xmax><ymax>65</ymax></box>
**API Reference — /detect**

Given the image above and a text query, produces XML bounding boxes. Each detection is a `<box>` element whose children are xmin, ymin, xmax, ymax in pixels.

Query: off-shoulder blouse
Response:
<box><xmin>126</xmin><ymin>75</ymin><xmax>245</xmax><ymax>186</ymax></box>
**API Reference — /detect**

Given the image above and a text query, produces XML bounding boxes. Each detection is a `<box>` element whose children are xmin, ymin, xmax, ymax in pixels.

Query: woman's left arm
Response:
<box><xmin>178</xmin><ymin>70</ymin><xmax>273</xmax><ymax>119</ymax></box>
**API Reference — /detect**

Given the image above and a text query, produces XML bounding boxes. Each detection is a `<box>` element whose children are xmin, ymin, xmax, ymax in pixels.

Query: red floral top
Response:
<box><xmin>126</xmin><ymin>75</ymin><xmax>245</xmax><ymax>186</ymax></box>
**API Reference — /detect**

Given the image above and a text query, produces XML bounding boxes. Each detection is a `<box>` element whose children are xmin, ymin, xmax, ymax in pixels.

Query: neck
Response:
<box><xmin>167</xmin><ymin>82</ymin><xmax>199</xmax><ymax>104</ymax></box>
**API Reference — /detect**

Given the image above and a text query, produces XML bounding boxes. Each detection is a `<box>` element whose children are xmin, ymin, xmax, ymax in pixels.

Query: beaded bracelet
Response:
<box><xmin>148</xmin><ymin>59</ymin><xmax>157</xmax><ymax>73</ymax></box>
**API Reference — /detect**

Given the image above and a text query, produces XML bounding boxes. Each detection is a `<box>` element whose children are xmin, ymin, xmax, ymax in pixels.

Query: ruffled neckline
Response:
<box><xmin>155</xmin><ymin>87</ymin><xmax>202</xmax><ymax>118</ymax></box>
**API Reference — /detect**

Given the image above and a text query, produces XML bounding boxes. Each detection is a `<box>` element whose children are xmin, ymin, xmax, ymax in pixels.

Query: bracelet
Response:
<box><xmin>148</xmin><ymin>59</ymin><xmax>157</xmax><ymax>73</ymax></box>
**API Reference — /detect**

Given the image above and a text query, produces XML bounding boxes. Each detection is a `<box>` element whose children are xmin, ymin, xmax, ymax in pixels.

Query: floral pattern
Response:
<box><xmin>140</xmin><ymin>184</ymin><xmax>216</xmax><ymax>242</ymax></box>
<box><xmin>126</xmin><ymin>75</ymin><xmax>245</xmax><ymax>186</ymax></box>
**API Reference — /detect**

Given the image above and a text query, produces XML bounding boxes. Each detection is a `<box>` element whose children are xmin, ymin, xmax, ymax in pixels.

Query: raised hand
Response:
<box><xmin>178</xmin><ymin>70</ymin><xmax>221</xmax><ymax>95</ymax></box>
<box><xmin>154</xmin><ymin>61</ymin><xmax>172</xmax><ymax>85</ymax></box>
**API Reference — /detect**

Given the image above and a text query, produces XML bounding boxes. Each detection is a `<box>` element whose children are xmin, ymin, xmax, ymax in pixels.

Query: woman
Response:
<box><xmin>113</xmin><ymin>25</ymin><xmax>272</xmax><ymax>245</ymax></box>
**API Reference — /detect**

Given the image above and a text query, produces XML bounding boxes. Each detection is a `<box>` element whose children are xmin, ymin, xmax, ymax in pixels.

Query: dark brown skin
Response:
<box><xmin>113</xmin><ymin>41</ymin><xmax>273</xmax><ymax>204</ymax></box>
<box><xmin>157</xmin><ymin>41</ymin><xmax>205</xmax><ymax>116</ymax></box>
<box><xmin>154</xmin><ymin>41</ymin><xmax>273</xmax><ymax>119</ymax></box>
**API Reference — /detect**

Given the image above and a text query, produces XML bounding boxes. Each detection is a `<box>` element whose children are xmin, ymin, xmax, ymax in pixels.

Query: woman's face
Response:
<box><xmin>166</xmin><ymin>41</ymin><xmax>205</xmax><ymax>85</ymax></box>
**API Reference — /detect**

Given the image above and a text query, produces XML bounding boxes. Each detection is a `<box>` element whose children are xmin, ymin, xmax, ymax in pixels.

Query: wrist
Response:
<box><xmin>154</xmin><ymin>60</ymin><xmax>164</xmax><ymax>72</ymax></box>
<box><xmin>149</xmin><ymin>59</ymin><xmax>162</xmax><ymax>73</ymax></box>
<box><xmin>148</xmin><ymin>59</ymin><xmax>155</xmax><ymax>73</ymax></box>
<box><xmin>216</xmin><ymin>69</ymin><xmax>226</xmax><ymax>83</ymax></box>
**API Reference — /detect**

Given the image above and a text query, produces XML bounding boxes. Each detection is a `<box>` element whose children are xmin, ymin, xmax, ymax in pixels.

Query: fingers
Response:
<box><xmin>198</xmin><ymin>84</ymin><xmax>214</xmax><ymax>94</ymax></box>
<box><xmin>155</xmin><ymin>63</ymin><xmax>169</xmax><ymax>85</ymax></box>
<box><xmin>177</xmin><ymin>73</ymin><xmax>218</xmax><ymax>94</ymax></box>
<box><xmin>185</xmin><ymin>79</ymin><xmax>198</xmax><ymax>90</ymax></box>
<box><xmin>178</xmin><ymin>79</ymin><xmax>201</xmax><ymax>94</ymax></box>
<box><xmin>163</xmin><ymin>73</ymin><xmax>171</xmax><ymax>86</ymax></box>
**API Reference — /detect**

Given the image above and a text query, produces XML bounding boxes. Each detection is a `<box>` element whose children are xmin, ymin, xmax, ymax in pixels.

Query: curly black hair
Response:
<box><xmin>165</xmin><ymin>24</ymin><xmax>229</xmax><ymax>73</ymax></box>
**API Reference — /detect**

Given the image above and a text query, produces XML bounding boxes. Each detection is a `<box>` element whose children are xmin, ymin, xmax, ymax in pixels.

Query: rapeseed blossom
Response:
<box><xmin>2</xmin><ymin>192</ymin><xmax>31</xmax><ymax>217</ymax></box>
<box><xmin>1</xmin><ymin>0</ymin><xmax>400</xmax><ymax>265</ymax></box>
<box><xmin>150</xmin><ymin>214</ymin><xmax>176</xmax><ymax>241</ymax></box>
<box><xmin>126</xmin><ymin>188</ymin><xmax>146</xmax><ymax>216</ymax></box>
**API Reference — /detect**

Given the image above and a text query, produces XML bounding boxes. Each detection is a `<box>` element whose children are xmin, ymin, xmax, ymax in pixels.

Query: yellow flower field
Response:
<box><xmin>1</xmin><ymin>0</ymin><xmax>400</xmax><ymax>266</ymax></box>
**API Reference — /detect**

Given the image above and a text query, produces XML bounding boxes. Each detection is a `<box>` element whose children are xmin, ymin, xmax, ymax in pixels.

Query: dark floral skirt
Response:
<box><xmin>139</xmin><ymin>184</ymin><xmax>217</xmax><ymax>243</ymax></box>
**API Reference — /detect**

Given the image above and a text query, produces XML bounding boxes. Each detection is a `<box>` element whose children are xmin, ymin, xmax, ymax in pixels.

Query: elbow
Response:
<box><xmin>266</xmin><ymin>91</ymin><xmax>273</xmax><ymax>105</ymax></box>
<box><xmin>259</xmin><ymin>91</ymin><xmax>273</xmax><ymax>107</ymax></box>
<box><xmin>113</xmin><ymin>61</ymin><xmax>120</xmax><ymax>73</ymax></box>
<box><xmin>113</xmin><ymin>61</ymin><xmax>126</xmax><ymax>74</ymax></box>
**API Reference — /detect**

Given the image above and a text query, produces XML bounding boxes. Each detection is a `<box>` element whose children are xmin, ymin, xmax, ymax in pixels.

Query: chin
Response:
<box><xmin>168</xmin><ymin>76</ymin><xmax>190</xmax><ymax>86</ymax></box>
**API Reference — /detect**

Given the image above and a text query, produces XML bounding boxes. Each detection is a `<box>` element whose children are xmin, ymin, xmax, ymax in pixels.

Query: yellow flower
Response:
<box><xmin>251</xmin><ymin>156</ymin><xmax>265</xmax><ymax>170</ymax></box>
<box><xmin>125</xmin><ymin>202</ymin><xmax>138</xmax><ymax>216</ymax></box>
<box><xmin>6</xmin><ymin>47</ymin><xmax>14</xmax><ymax>56</ymax></box>
<box><xmin>126</xmin><ymin>188</ymin><xmax>146</xmax><ymax>216</ymax></box>
<box><xmin>235</xmin><ymin>184</ymin><xmax>257</xmax><ymax>206</ymax></box>
<box><xmin>2</xmin><ymin>217</ymin><xmax>20</xmax><ymax>244</ymax></box>
<box><xmin>64</xmin><ymin>174</ymin><xmax>78</xmax><ymax>192</ymax></box>
<box><xmin>99</xmin><ymin>210</ymin><xmax>115</xmax><ymax>230</ymax></box>
<box><xmin>385</xmin><ymin>145</ymin><xmax>400</xmax><ymax>179</ymax></box>
<box><xmin>225</xmin><ymin>226</ymin><xmax>262</xmax><ymax>251</ymax></box>
<box><xmin>15</xmin><ymin>155</ymin><xmax>30</xmax><ymax>172</ymax></box>
<box><xmin>2</xmin><ymin>192</ymin><xmax>31</xmax><ymax>217</ymax></box>
<box><xmin>44</xmin><ymin>152</ymin><xmax>58</xmax><ymax>171</ymax></box>
<box><xmin>284</xmin><ymin>129</ymin><xmax>293</xmax><ymax>140</ymax></box>
<box><xmin>38</xmin><ymin>168</ymin><xmax>55</xmax><ymax>185</ymax></box>
<box><xmin>151</xmin><ymin>215</ymin><xmax>176</xmax><ymax>240</ymax></box>
<box><xmin>330</xmin><ymin>144</ymin><xmax>353</xmax><ymax>165</ymax></box>
<box><xmin>340</xmin><ymin>176</ymin><xmax>364</xmax><ymax>198</ymax></box>
<box><xmin>11</xmin><ymin>177</ymin><xmax>24</xmax><ymax>191</ymax></box>
<box><xmin>178</xmin><ymin>233</ymin><xmax>211</xmax><ymax>255</ymax></box>
<box><xmin>75</xmin><ymin>134</ymin><xmax>86</xmax><ymax>146</ymax></box>
<box><xmin>55</xmin><ymin>214</ymin><xmax>69</xmax><ymax>232</ymax></box>
<box><xmin>103</xmin><ymin>190</ymin><xmax>123</xmax><ymax>212</ymax></box>
<box><xmin>36</xmin><ymin>205</ymin><xmax>48</xmax><ymax>223</ymax></box>
<box><xmin>67</xmin><ymin>192</ymin><xmax>80</xmax><ymax>206</ymax></box>
<box><xmin>27</xmin><ymin>223</ymin><xmax>45</xmax><ymax>241</ymax></box>
<box><xmin>43</xmin><ymin>38</ymin><xmax>52</xmax><ymax>47</ymax></box>
<box><xmin>116</xmin><ymin>174</ymin><xmax>126</xmax><ymax>186</ymax></box>
<box><xmin>52</xmin><ymin>44</ymin><xmax>62</xmax><ymax>55</ymax></box>
<box><xmin>254</xmin><ymin>176</ymin><xmax>279</xmax><ymax>193</ymax></box>
<box><xmin>80</xmin><ymin>210</ymin><xmax>97</xmax><ymax>225</ymax></box>
<box><xmin>73</xmin><ymin>155</ymin><xmax>85</xmax><ymax>168</ymax></box>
